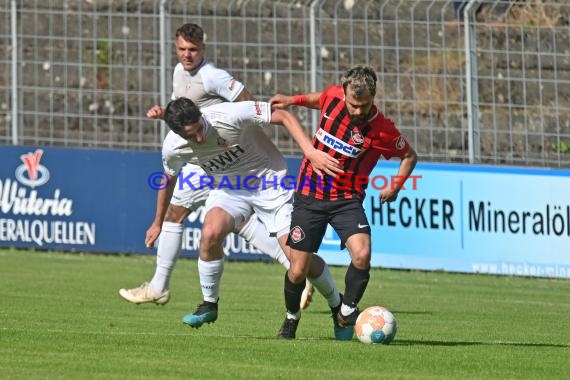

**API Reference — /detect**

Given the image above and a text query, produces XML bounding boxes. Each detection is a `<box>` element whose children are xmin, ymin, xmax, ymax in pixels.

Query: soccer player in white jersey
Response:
<box><xmin>161</xmin><ymin>97</ymin><xmax>353</xmax><ymax>340</ymax></box>
<box><xmin>118</xmin><ymin>23</ymin><xmax>314</xmax><ymax>309</ymax></box>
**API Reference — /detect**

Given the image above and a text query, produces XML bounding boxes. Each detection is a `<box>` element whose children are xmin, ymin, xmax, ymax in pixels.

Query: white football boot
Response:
<box><xmin>119</xmin><ymin>282</ymin><xmax>170</xmax><ymax>305</ymax></box>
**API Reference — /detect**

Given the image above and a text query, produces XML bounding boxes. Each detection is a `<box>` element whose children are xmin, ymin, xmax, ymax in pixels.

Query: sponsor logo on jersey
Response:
<box><xmin>290</xmin><ymin>226</ymin><xmax>305</xmax><ymax>243</ymax></box>
<box><xmin>202</xmin><ymin>145</ymin><xmax>246</xmax><ymax>172</ymax></box>
<box><xmin>15</xmin><ymin>149</ymin><xmax>50</xmax><ymax>188</ymax></box>
<box><xmin>396</xmin><ymin>135</ymin><xmax>406</xmax><ymax>150</ymax></box>
<box><xmin>217</xmin><ymin>137</ymin><xmax>229</xmax><ymax>148</ymax></box>
<box><xmin>316</xmin><ymin>128</ymin><xmax>361</xmax><ymax>157</ymax></box>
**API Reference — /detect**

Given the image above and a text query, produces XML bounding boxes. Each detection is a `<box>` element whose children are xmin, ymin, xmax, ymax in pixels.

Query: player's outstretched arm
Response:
<box><xmin>380</xmin><ymin>146</ymin><xmax>418</xmax><ymax>204</ymax></box>
<box><xmin>270</xmin><ymin>109</ymin><xmax>342</xmax><ymax>177</ymax></box>
<box><xmin>145</xmin><ymin>172</ymin><xmax>177</xmax><ymax>248</ymax></box>
<box><xmin>269</xmin><ymin>92</ymin><xmax>322</xmax><ymax>110</ymax></box>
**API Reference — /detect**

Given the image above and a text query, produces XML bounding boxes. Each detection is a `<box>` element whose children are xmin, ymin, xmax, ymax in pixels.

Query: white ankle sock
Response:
<box><xmin>149</xmin><ymin>221</ymin><xmax>183</xmax><ymax>294</ymax></box>
<box><xmin>341</xmin><ymin>304</ymin><xmax>356</xmax><ymax>316</ymax></box>
<box><xmin>287</xmin><ymin>311</ymin><xmax>301</xmax><ymax>320</ymax></box>
<box><xmin>198</xmin><ymin>258</ymin><xmax>224</xmax><ymax>303</ymax></box>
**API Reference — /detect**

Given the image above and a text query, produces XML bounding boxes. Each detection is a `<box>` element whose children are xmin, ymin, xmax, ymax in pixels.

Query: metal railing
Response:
<box><xmin>1</xmin><ymin>0</ymin><xmax>569</xmax><ymax>167</ymax></box>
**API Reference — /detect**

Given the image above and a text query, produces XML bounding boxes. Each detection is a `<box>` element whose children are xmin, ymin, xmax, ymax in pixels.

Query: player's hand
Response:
<box><xmin>145</xmin><ymin>223</ymin><xmax>162</xmax><ymax>248</ymax></box>
<box><xmin>269</xmin><ymin>94</ymin><xmax>291</xmax><ymax>109</ymax></box>
<box><xmin>306</xmin><ymin>149</ymin><xmax>343</xmax><ymax>177</ymax></box>
<box><xmin>146</xmin><ymin>105</ymin><xmax>165</xmax><ymax>119</ymax></box>
<box><xmin>380</xmin><ymin>188</ymin><xmax>400</xmax><ymax>204</ymax></box>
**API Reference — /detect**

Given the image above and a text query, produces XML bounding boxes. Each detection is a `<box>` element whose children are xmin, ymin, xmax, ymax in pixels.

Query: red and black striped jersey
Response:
<box><xmin>296</xmin><ymin>85</ymin><xmax>410</xmax><ymax>201</ymax></box>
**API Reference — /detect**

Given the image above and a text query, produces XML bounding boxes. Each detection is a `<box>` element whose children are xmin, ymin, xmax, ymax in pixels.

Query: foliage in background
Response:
<box><xmin>82</xmin><ymin>38</ymin><xmax>112</xmax><ymax>90</ymax></box>
<box><xmin>551</xmin><ymin>140</ymin><xmax>570</xmax><ymax>154</ymax></box>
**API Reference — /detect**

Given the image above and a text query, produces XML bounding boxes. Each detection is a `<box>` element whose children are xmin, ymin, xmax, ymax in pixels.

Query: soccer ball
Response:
<box><xmin>355</xmin><ymin>306</ymin><xmax>397</xmax><ymax>344</ymax></box>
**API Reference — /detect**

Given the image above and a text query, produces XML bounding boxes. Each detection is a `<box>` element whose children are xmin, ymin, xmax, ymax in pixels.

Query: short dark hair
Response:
<box><xmin>341</xmin><ymin>65</ymin><xmax>377</xmax><ymax>98</ymax></box>
<box><xmin>175</xmin><ymin>23</ymin><xmax>204</xmax><ymax>45</ymax></box>
<box><xmin>163</xmin><ymin>97</ymin><xmax>202</xmax><ymax>134</ymax></box>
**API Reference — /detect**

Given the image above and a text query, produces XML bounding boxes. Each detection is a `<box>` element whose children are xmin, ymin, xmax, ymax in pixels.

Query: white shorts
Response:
<box><xmin>204</xmin><ymin>186</ymin><xmax>293</xmax><ymax>237</ymax></box>
<box><xmin>170</xmin><ymin>163</ymin><xmax>210</xmax><ymax>210</ymax></box>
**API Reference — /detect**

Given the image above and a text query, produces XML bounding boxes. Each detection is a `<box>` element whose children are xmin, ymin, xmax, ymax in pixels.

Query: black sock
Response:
<box><xmin>343</xmin><ymin>262</ymin><xmax>370</xmax><ymax>308</ymax></box>
<box><xmin>284</xmin><ymin>271</ymin><xmax>306</xmax><ymax>315</ymax></box>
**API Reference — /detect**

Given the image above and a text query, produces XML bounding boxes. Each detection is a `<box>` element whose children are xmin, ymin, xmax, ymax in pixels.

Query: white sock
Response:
<box><xmin>287</xmin><ymin>311</ymin><xmax>301</xmax><ymax>320</ymax></box>
<box><xmin>198</xmin><ymin>258</ymin><xmax>224</xmax><ymax>303</ymax></box>
<box><xmin>308</xmin><ymin>263</ymin><xmax>341</xmax><ymax>308</ymax></box>
<box><xmin>149</xmin><ymin>221</ymin><xmax>183</xmax><ymax>294</ymax></box>
<box><xmin>238</xmin><ymin>216</ymin><xmax>290</xmax><ymax>270</ymax></box>
<box><xmin>341</xmin><ymin>304</ymin><xmax>357</xmax><ymax>316</ymax></box>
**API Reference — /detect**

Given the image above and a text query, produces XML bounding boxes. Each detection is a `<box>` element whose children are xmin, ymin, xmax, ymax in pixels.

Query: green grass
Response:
<box><xmin>1</xmin><ymin>249</ymin><xmax>569</xmax><ymax>379</ymax></box>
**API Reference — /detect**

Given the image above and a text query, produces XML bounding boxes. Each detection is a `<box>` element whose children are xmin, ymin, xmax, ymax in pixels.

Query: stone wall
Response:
<box><xmin>1</xmin><ymin>0</ymin><xmax>569</xmax><ymax>167</ymax></box>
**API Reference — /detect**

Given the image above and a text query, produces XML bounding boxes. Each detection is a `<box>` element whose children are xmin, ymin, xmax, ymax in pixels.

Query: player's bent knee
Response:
<box><xmin>289</xmin><ymin>263</ymin><xmax>310</xmax><ymax>283</ymax></box>
<box><xmin>352</xmin><ymin>251</ymin><xmax>372</xmax><ymax>269</ymax></box>
<box><xmin>288</xmin><ymin>269</ymin><xmax>306</xmax><ymax>284</ymax></box>
<box><xmin>350</xmin><ymin>249</ymin><xmax>372</xmax><ymax>269</ymax></box>
<box><xmin>200</xmin><ymin>224</ymin><xmax>228</xmax><ymax>247</ymax></box>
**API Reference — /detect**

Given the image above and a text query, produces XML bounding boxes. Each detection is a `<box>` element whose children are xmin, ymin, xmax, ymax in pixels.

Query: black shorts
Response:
<box><xmin>286</xmin><ymin>193</ymin><xmax>371</xmax><ymax>252</ymax></box>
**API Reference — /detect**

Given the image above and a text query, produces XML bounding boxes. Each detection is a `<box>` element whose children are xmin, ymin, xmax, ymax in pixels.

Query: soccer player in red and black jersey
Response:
<box><xmin>270</xmin><ymin>65</ymin><xmax>417</xmax><ymax>340</ymax></box>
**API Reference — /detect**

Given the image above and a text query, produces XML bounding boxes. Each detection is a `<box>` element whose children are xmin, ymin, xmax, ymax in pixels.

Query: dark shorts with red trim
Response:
<box><xmin>286</xmin><ymin>193</ymin><xmax>371</xmax><ymax>252</ymax></box>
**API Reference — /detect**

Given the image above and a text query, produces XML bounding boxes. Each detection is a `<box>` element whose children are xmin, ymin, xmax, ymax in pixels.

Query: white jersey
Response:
<box><xmin>171</xmin><ymin>60</ymin><xmax>245</xmax><ymax>107</ymax></box>
<box><xmin>168</xmin><ymin>59</ymin><xmax>246</xmax><ymax>208</ymax></box>
<box><xmin>162</xmin><ymin>101</ymin><xmax>287</xmax><ymax>187</ymax></box>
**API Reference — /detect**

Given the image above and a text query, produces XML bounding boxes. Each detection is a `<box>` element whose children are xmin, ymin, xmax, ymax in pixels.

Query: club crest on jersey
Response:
<box><xmin>396</xmin><ymin>135</ymin><xmax>406</xmax><ymax>150</ymax></box>
<box><xmin>217</xmin><ymin>137</ymin><xmax>229</xmax><ymax>147</ymax></box>
<box><xmin>350</xmin><ymin>131</ymin><xmax>364</xmax><ymax>146</ymax></box>
<box><xmin>290</xmin><ymin>226</ymin><xmax>306</xmax><ymax>243</ymax></box>
<box><xmin>316</xmin><ymin>129</ymin><xmax>361</xmax><ymax>158</ymax></box>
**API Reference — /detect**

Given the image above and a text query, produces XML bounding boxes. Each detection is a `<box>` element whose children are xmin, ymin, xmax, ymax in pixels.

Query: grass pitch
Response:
<box><xmin>1</xmin><ymin>249</ymin><xmax>569</xmax><ymax>379</ymax></box>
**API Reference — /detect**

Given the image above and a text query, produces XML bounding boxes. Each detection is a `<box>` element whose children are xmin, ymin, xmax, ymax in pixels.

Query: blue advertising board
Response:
<box><xmin>2</xmin><ymin>146</ymin><xmax>569</xmax><ymax>278</ymax></box>
<box><xmin>0</xmin><ymin>146</ymin><xmax>159</xmax><ymax>253</ymax></box>
<box><xmin>317</xmin><ymin>162</ymin><xmax>570</xmax><ymax>278</ymax></box>
<box><xmin>0</xmin><ymin>146</ymin><xmax>265</xmax><ymax>260</ymax></box>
